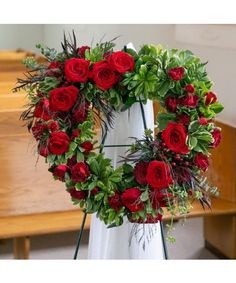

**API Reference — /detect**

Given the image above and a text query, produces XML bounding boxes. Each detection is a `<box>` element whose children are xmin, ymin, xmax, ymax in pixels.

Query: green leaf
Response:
<box><xmin>157</xmin><ymin>81</ymin><xmax>171</xmax><ymax>97</ymax></box>
<box><xmin>76</xmin><ymin>151</ymin><xmax>84</xmax><ymax>162</ymax></box>
<box><xmin>46</xmin><ymin>154</ymin><xmax>56</xmax><ymax>164</ymax></box>
<box><xmin>187</xmin><ymin>136</ymin><xmax>198</xmax><ymax>149</ymax></box>
<box><xmin>157</xmin><ymin>113</ymin><xmax>176</xmax><ymax>131</ymax></box>
<box><xmin>108</xmin><ymin>210</ymin><xmax>116</xmax><ymax>223</ymax></box>
<box><xmin>140</xmin><ymin>190</ymin><xmax>149</xmax><ymax>202</ymax></box>
<box><xmin>122</xmin><ymin>163</ymin><xmax>134</xmax><ymax>174</ymax></box>
<box><xmin>89</xmin><ymin>159</ymin><xmax>100</xmax><ymax>175</ymax></box>
<box><xmin>69</xmin><ymin>141</ymin><xmax>78</xmax><ymax>152</ymax></box>
<box><xmin>209</xmin><ymin>102</ymin><xmax>224</xmax><ymax>114</ymax></box>
<box><xmin>188</xmin><ymin>121</ymin><xmax>199</xmax><ymax>133</ymax></box>
<box><xmin>121</xmin><ymin>97</ymin><xmax>137</xmax><ymax>112</ymax></box>
<box><xmin>95</xmin><ymin>192</ymin><xmax>104</xmax><ymax>201</ymax></box>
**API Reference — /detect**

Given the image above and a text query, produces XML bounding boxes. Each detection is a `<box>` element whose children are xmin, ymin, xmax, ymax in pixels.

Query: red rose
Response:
<box><xmin>162</xmin><ymin>122</ymin><xmax>190</xmax><ymax>154</ymax></box>
<box><xmin>92</xmin><ymin>61</ymin><xmax>117</xmax><ymax>90</ymax></box>
<box><xmin>177</xmin><ymin>113</ymin><xmax>191</xmax><ymax>125</ymax></box>
<box><xmin>71</xmin><ymin>162</ymin><xmax>90</xmax><ymax>183</ymax></box>
<box><xmin>48</xmin><ymin>131</ymin><xmax>70</xmax><ymax>155</ymax></box>
<box><xmin>81</xmin><ymin>141</ymin><xmax>93</xmax><ymax>153</ymax></box>
<box><xmin>134</xmin><ymin>161</ymin><xmax>148</xmax><ymax>185</ymax></box>
<box><xmin>70</xmin><ymin>188</ymin><xmax>87</xmax><ymax>200</ymax></box>
<box><xmin>64</xmin><ymin>58</ymin><xmax>90</xmax><ymax>83</ymax></box>
<box><xmin>205</xmin><ymin>92</ymin><xmax>217</xmax><ymax>106</ymax></box>
<box><xmin>71</xmin><ymin>129</ymin><xmax>81</xmax><ymax>140</ymax></box>
<box><xmin>146</xmin><ymin>160</ymin><xmax>173</xmax><ymax>190</ymax></box>
<box><xmin>168</xmin><ymin>67</ymin><xmax>185</xmax><ymax>81</ymax></box>
<box><xmin>184</xmin><ymin>84</ymin><xmax>195</xmax><ymax>93</ymax></box>
<box><xmin>108</xmin><ymin>51</ymin><xmax>135</xmax><ymax>74</ymax></box>
<box><xmin>72</xmin><ymin>100</ymin><xmax>90</xmax><ymax>123</ymax></box>
<box><xmin>78</xmin><ymin>46</ymin><xmax>90</xmax><ymax>58</ymax></box>
<box><xmin>49</xmin><ymin>85</ymin><xmax>78</xmax><ymax>112</ymax></box>
<box><xmin>48</xmin><ymin>121</ymin><xmax>59</xmax><ymax>132</ymax></box>
<box><xmin>199</xmin><ymin>117</ymin><xmax>208</xmax><ymax>125</ymax></box>
<box><xmin>211</xmin><ymin>128</ymin><xmax>221</xmax><ymax>148</ymax></box>
<box><xmin>179</xmin><ymin>94</ymin><xmax>199</xmax><ymax>107</ymax></box>
<box><xmin>165</xmin><ymin>96</ymin><xmax>177</xmax><ymax>112</ymax></box>
<box><xmin>150</xmin><ymin>190</ymin><xmax>172</xmax><ymax>209</ymax></box>
<box><xmin>32</xmin><ymin>122</ymin><xmax>47</xmax><ymax>140</ymax></box>
<box><xmin>53</xmin><ymin>165</ymin><xmax>69</xmax><ymax>181</ymax></box>
<box><xmin>108</xmin><ymin>190</ymin><xmax>122</xmax><ymax>211</ymax></box>
<box><xmin>47</xmin><ymin>61</ymin><xmax>61</xmax><ymax>77</ymax></box>
<box><xmin>34</xmin><ymin>98</ymin><xmax>51</xmax><ymax>121</ymax></box>
<box><xmin>39</xmin><ymin>146</ymin><xmax>49</xmax><ymax>157</ymax></box>
<box><xmin>121</xmin><ymin>188</ymin><xmax>144</xmax><ymax>212</ymax></box>
<box><xmin>194</xmin><ymin>153</ymin><xmax>209</xmax><ymax>171</ymax></box>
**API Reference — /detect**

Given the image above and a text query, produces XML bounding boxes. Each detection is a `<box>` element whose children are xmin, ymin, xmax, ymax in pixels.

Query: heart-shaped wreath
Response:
<box><xmin>15</xmin><ymin>34</ymin><xmax>223</xmax><ymax>237</ymax></box>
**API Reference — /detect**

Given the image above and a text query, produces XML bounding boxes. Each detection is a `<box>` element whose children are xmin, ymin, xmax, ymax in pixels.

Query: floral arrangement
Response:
<box><xmin>15</xmin><ymin>34</ymin><xmax>223</xmax><ymax>240</ymax></box>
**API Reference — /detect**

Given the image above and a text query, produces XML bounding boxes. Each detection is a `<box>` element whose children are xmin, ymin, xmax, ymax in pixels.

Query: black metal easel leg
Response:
<box><xmin>73</xmin><ymin>212</ymin><xmax>87</xmax><ymax>260</ymax></box>
<box><xmin>160</xmin><ymin>221</ymin><xmax>168</xmax><ymax>260</ymax></box>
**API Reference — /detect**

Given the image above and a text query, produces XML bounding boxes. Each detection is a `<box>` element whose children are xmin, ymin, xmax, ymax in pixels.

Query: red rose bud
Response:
<box><xmin>205</xmin><ymin>92</ymin><xmax>217</xmax><ymax>106</ymax></box>
<box><xmin>71</xmin><ymin>129</ymin><xmax>81</xmax><ymax>140</ymax></box>
<box><xmin>71</xmin><ymin>162</ymin><xmax>90</xmax><ymax>183</ymax></box>
<box><xmin>108</xmin><ymin>190</ymin><xmax>122</xmax><ymax>211</ymax></box>
<box><xmin>146</xmin><ymin>160</ymin><xmax>173</xmax><ymax>190</ymax></box>
<box><xmin>81</xmin><ymin>141</ymin><xmax>93</xmax><ymax>154</ymax></box>
<box><xmin>72</xmin><ymin>101</ymin><xmax>90</xmax><ymax>124</ymax></box>
<box><xmin>32</xmin><ymin>122</ymin><xmax>47</xmax><ymax>140</ymax></box>
<box><xmin>34</xmin><ymin>98</ymin><xmax>51</xmax><ymax>121</ymax></box>
<box><xmin>121</xmin><ymin>188</ymin><xmax>144</xmax><ymax>212</ymax></box>
<box><xmin>53</xmin><ymin>165</ymin><xmax>69</xmax><ymax>181</ymax></box>
<box><xmin>65</xmin><ymin>58</ymin><xmax>90</xmax><ymax>83</ymax></box>
<box><xmin>194</xmin><ymin>153</ymin><xmax>209</xmax><ymax>171</ymax></box>
<box><xmin>48</xmin><ymin>131</ymin><xmax>70</xmax><ymax>155</ymax></box>
<box><xmin>92</xmin><ymin>61</ymin><xmax>118</xmax><ymax>90</ymax></box>
<box><xmin>48</xmin><ymin>121</ymin><xmax>59</xmax><ymax>132</ymax></box>
<box><xmin>177</xmin><ymin>113</ymin><xmax>191</xmax><ymax>125</ymax></box>
<box><xmin>70</xmin><ymin>188</ymin><xmax>87</xmax><ymax>200</ymax></box>
<box><xmin>199</xmin><ymin>117</ymin><xmax>208</xmax><ymax>125</ymax></box>
<box><xmin>91</xmin><ymin>187</ymin><xmax>99</xmax><ymax>196</ymax></box>
<box><xmin>179</xmin><ymin>94</ymin><xmax>199</xmax><ymax>108</ymax></box>
<box><xmin>134</xmin><ymin>161</ymin><xmax>149</xmax><ymax>185</ymax></box>
<box><xmin>162</xmin><ymin>122</ymin><xmax>190</xmax><ymax>154</ymax></box>
<box><xmin>78</xmin><ymin>46</ymin><xmax>90</xmax><ymax>58</ymax></box>
<box><xmin>39</xmin><ymin>146</ymin><xmax>49</xmax><ymax>157</ymax></box>
<box><xmin>168</xmin><ymin>67</ymin><xmax>185</xmax><ymax>81</ymax></box>
<box><xmin>165</xmin><ymin>96</ymin><xmax>177</xmax><ymax>112</ymax></box>
<box><xmin>108</xmin><ymin>51</ymin><xmax>135</xmax><ymax>74</ymax></box>
<box><xmin>184</xmin><ymin>84</ymin><xmax>195</xmax><ymax>93</ymax></box>
<box><xmin>49</xmin><ymin>85</ymin><xmax>78</xmax><ymax>112</ymax></box>
<box><xmin>211</xmin><ymin>128</ymin><xmax>221</xmax><ymax>148</ymax></box>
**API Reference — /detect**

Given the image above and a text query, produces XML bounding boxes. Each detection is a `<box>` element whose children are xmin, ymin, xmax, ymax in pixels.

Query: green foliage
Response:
<box><xmin>187</xmin><ymin>121</ymin><xmax>214</xmax><ymax>153</ymax></box>
<box><xmin>39</xmin><ymin>77</ymin><xmax>60</xmax><ymax>93</ymax></box>
<box><xmin>36</xmin><ymin>43</ymin><xmax>58</xmax><ymax>61</ymax></box>
<box><xmin>156</xmin><ymin>112</ymin><xmax>176</xmax><ymax>131</ymax></box>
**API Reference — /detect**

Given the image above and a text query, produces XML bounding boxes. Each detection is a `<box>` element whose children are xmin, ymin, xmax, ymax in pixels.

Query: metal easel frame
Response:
<box><xmin>73</xmin><ymin>99</ymin><xmax>168</xmax><ymax>260</ymax></box>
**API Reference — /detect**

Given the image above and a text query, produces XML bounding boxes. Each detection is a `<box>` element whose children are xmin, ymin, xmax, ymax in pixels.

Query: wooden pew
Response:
<box><xmin>204</xmin><ymin>121</ymin><xmax>236</xmax><ymax>258</ymax></box>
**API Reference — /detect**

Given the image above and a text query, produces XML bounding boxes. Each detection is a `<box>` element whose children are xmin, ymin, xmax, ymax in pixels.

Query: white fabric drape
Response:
<box><xmin>88</xmin><ymin>100</ymin><xmax>164</xmax><ymax>259</ymax></box>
